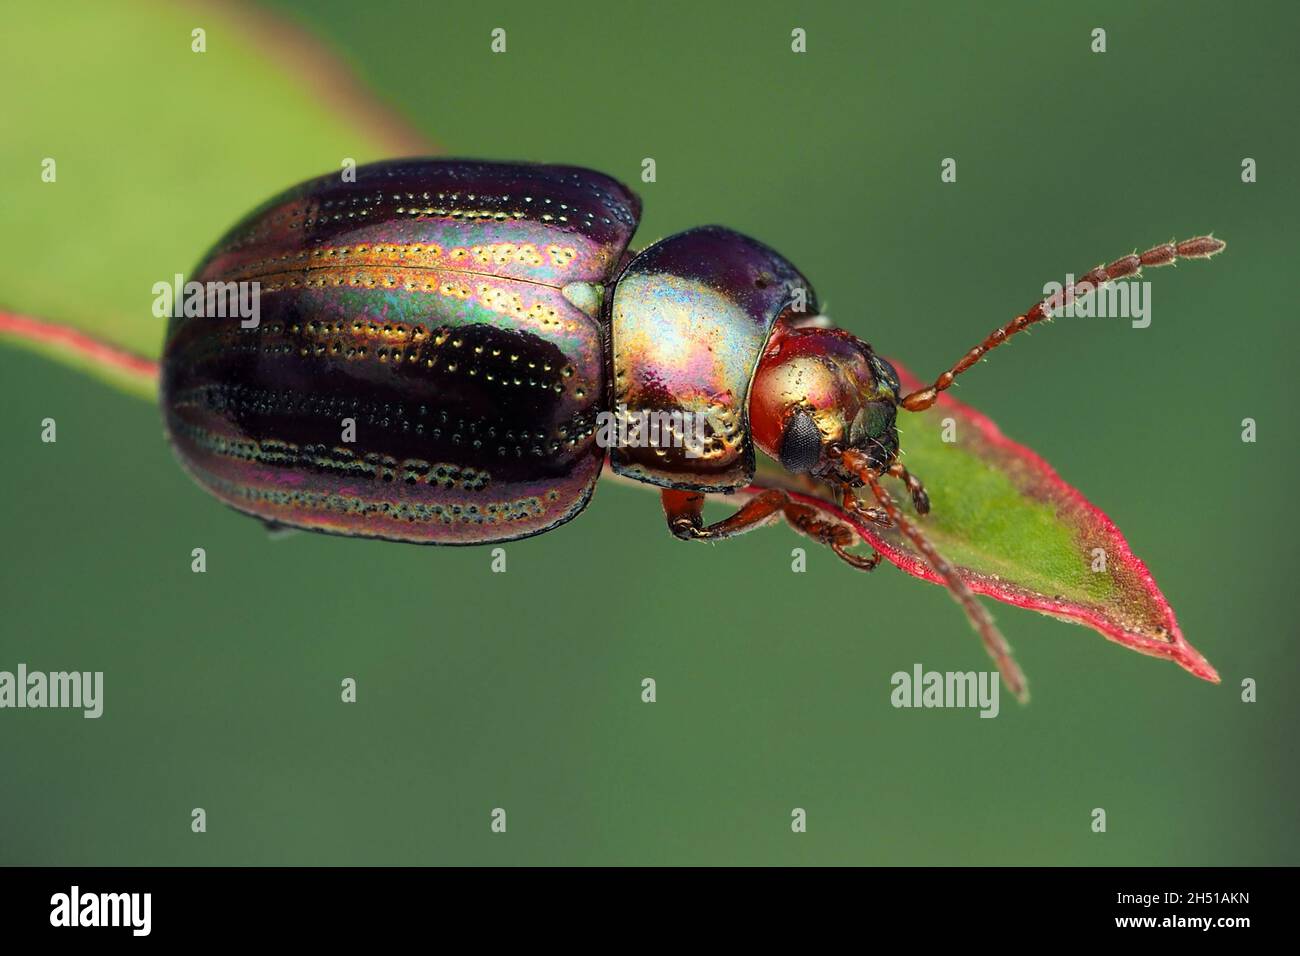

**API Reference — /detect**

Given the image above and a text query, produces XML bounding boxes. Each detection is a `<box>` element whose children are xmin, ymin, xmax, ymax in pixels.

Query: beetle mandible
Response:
<box><xmin>162</xmin><ymin>159</ymin><xmax>1224</xmax><ymax>697</ymax></box>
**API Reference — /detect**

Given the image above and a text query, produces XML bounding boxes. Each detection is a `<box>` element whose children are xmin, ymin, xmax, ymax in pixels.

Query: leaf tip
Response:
<box><xmin>1178</xmin><ymin>649</ymin><xmax>1221</xmax><ymax>685</ymax></box>
<box><xmin>1161</xmin><ymin>623</ymin><xmax>1220</xmax><ymax>684</ymax></box>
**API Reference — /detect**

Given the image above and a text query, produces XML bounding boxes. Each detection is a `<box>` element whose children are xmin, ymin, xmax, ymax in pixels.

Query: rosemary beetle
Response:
<box><xmin>158</xmin><ymin>159</ymin><xmax>1225</xmax><ymax>698</ymax></box>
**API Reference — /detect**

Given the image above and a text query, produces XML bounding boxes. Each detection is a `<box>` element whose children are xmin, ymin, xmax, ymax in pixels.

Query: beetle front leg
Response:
<box><xmin>888</xmin><ymin>462</ymin><xmax>931</xmax><ymax>515</ymax></box>
<box><xmin>661</xmin><ymin>489</ymin><xmax>881</xmax><ymax>572</ymax></box>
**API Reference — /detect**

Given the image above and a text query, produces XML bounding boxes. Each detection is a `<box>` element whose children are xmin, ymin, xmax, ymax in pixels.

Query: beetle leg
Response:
<box><xmin>829</xmin><ymin>542</ymin><xmax>883</xmax><ymax>571</ymax></box>
<box><xmin>661</xmin><ymin>489</ymin><xmax>881</xmax><ymax>572</ymax></box>
<box><xmin>662</xmin><ymin>489</ymin><xmax>786</xmax><ymax>540</ymax></box>
<box><xmin>789</xmin><ymin>507</ymin><xmax>883</xmax><ymax>571</ymax></box>
<box><xmin>887</xmin><ymin>462</ymin><xmax>931</xmax><ymax>515</ymax></box>
<box><xmin>833</xmin><ymin>485</ymin><xmax>893</xmax><ymax>528</ymax></box>
<box><xmin>261</xmin><ymin>519</ymin><xmax>302</xmax><ymax>541</ymax></box>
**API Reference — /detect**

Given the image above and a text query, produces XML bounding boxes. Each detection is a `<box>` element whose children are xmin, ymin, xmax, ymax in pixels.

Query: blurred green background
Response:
<box><xmin>1</xmin><ymin>0</ymin><xmax>1296</xmax><ymax>865</ymax></box>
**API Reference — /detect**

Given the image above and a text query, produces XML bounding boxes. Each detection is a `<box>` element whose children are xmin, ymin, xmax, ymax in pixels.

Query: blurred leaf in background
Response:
<box><xmin>0</xmin><ymin>0</ymin><xmax>428</xmax><ymax>361</ymax></box>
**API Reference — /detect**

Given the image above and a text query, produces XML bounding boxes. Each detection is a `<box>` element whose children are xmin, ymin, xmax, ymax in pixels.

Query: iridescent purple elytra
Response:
<box><xmin>161</xmin><ymin>159</ymin><xmax>817</xmax><ymax>544</ymax></box>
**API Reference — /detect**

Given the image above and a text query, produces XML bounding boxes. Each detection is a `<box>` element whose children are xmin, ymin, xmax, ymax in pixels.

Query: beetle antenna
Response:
<box><xmin>837</xmin><ymin>448</ymin><xmax>1029</xmax><ymax>703</ymax></box>
<box><xmin>899</xmin><ymin>235</ymin><xmax>1226</xmax><ymax>412</ymax></box>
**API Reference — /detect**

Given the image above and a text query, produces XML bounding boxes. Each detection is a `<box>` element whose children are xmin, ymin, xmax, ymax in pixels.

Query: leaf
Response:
<box><xmin>0</xmin><ymin>0</ymin><xmax>431</xmax><ymax>365</ymax></box>
<box><xmin>743</xmin><ymin>360</ymin><xmax>1219</xmax><ymax>685</ymax></box>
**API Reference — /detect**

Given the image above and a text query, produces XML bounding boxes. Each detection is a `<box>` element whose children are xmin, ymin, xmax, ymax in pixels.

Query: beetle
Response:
<box><xmin>161</xmin><ymin>158</ymin><xmax>1224</xmax><ymax>698</ymax></box>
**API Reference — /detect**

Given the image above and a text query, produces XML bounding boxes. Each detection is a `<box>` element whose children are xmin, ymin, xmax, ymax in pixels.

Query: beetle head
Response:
<box><xmin>750</xmin><ymin>323</ymin><xmax>901</xmax><ymax>483</ymax></box>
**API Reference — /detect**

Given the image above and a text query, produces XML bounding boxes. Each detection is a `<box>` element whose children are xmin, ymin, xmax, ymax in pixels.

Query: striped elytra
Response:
<box><xmin>162</xmin><ymin>160</ymin><xmax>640</xmax><ymax>544</ymax></box>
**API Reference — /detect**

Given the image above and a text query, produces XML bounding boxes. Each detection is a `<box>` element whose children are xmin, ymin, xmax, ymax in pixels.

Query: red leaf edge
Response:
<box><xmin>743</xmin><ymin>360</ymin><xmax>1218</xmax><ymax>684</ymax></box>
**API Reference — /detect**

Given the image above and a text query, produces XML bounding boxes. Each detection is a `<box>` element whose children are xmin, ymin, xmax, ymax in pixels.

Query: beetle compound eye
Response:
<box><xmin>778</xmin><ymin>410</ymin><xmax>823</xmax><ymax>473</ymax></box>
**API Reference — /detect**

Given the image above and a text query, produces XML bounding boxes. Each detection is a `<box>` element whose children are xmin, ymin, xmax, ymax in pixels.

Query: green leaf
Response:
<box><xmin>0</xmin><ymin>0</ymin><xmax>429</xmax><ymax>363</ymax></box>
<box><xmin>745</xmin><ymin>360</ymin><xmax>1218</xmax><ymax>686</ymax></box>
